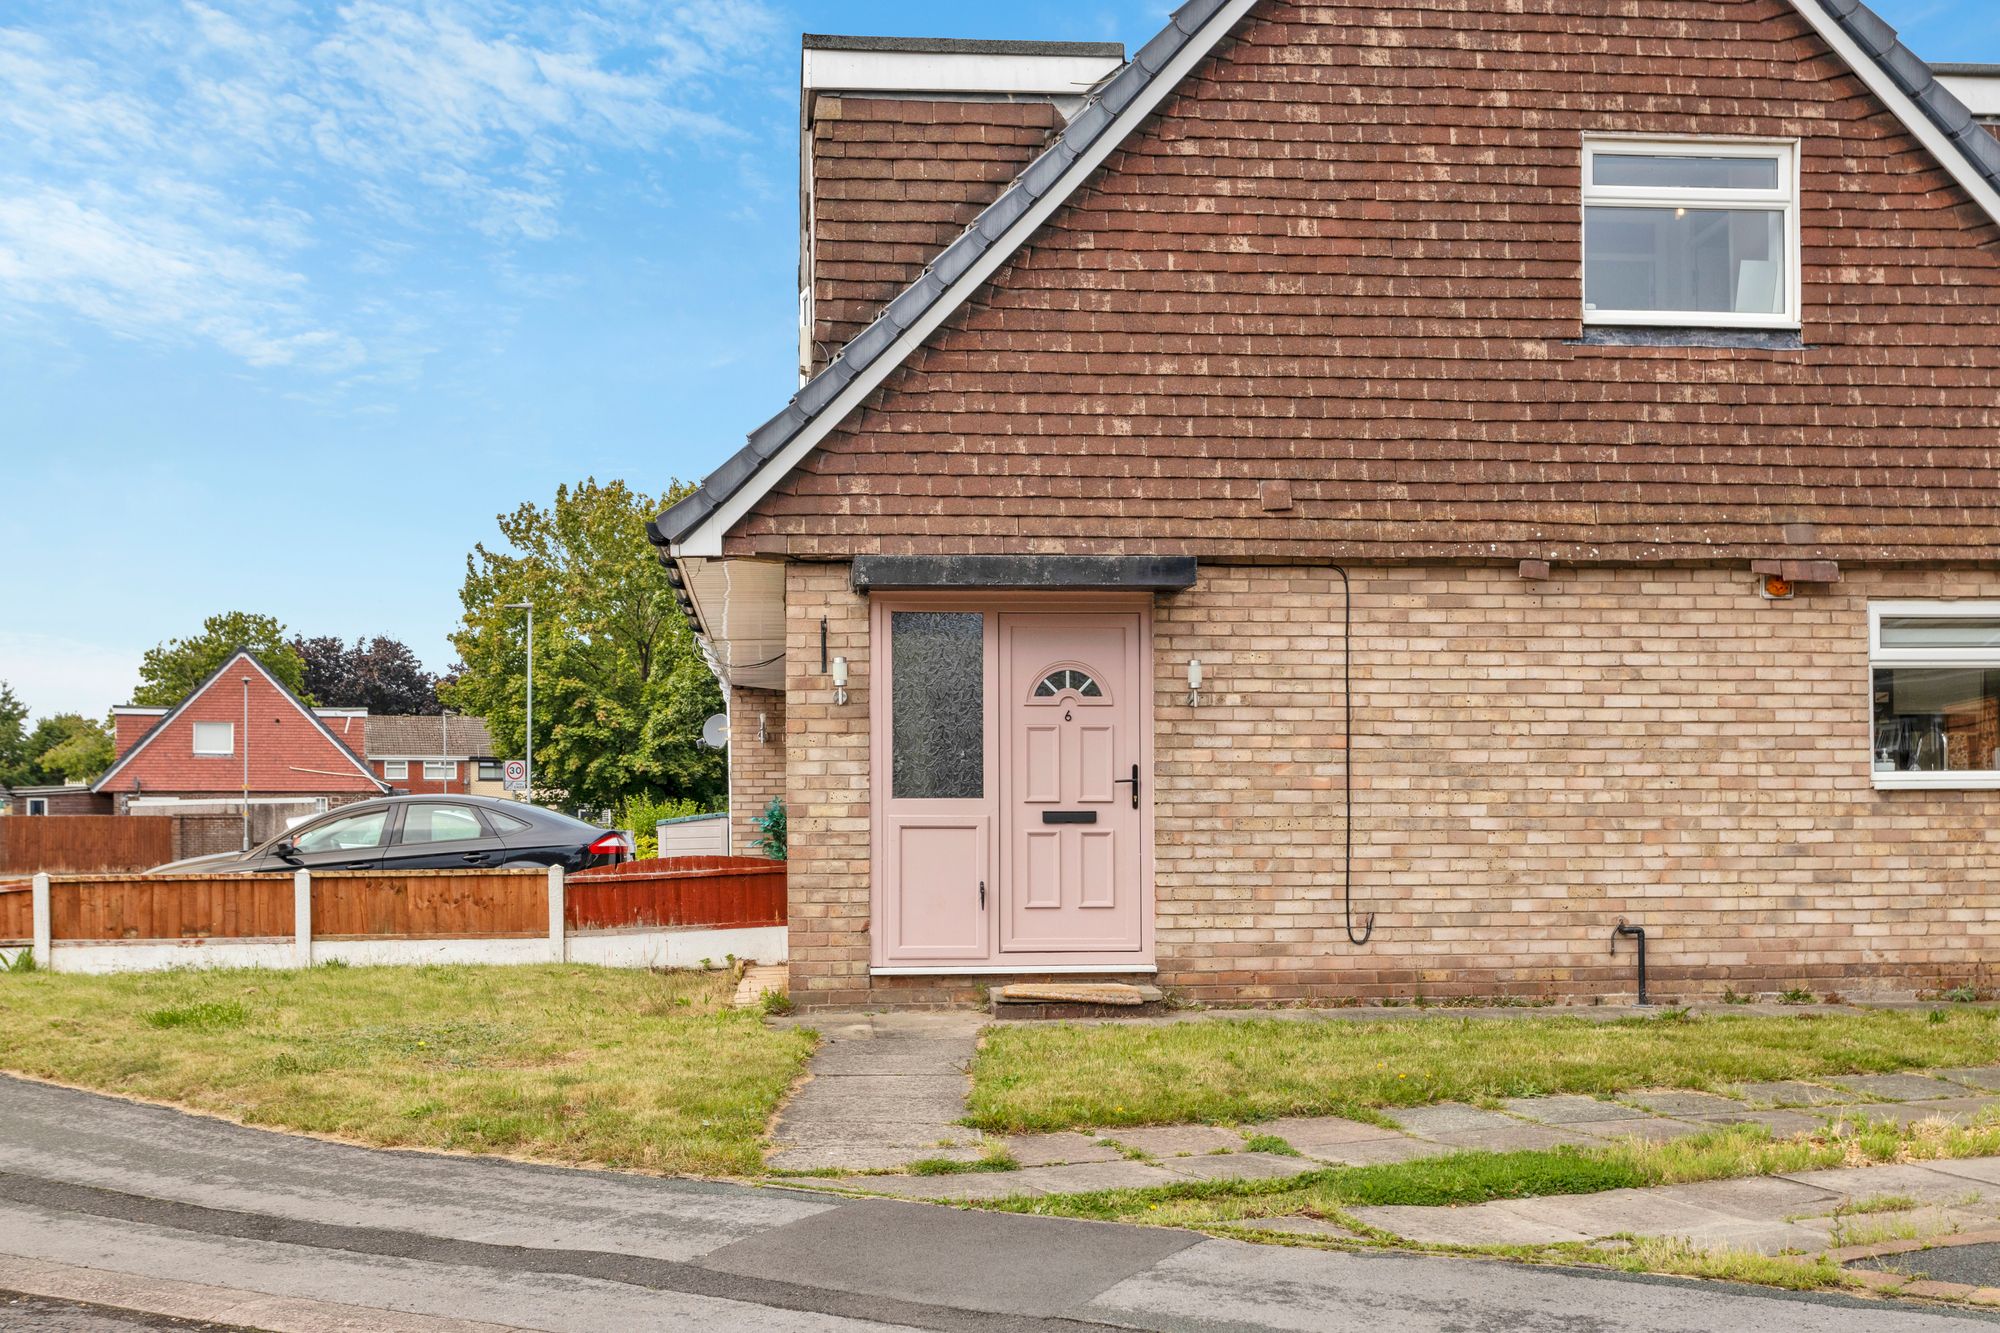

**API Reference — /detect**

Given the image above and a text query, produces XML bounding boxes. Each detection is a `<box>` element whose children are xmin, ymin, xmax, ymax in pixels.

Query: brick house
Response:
<box><xmin>650</xmin><ymin>4</ymin><xmax>2000</xmax><ymax>1010</ymax></box>
<box><xmin>364</xmin><ymin>714</ymin><xmax>508</xmax><ymax>798</ymax></box>
<box><xmin>94</xmin><ymin>650</ymin><xmax>388</xmax><ymax>842</ymax></box>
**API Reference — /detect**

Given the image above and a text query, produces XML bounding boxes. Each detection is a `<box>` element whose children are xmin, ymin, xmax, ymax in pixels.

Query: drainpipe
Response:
<box><xmin>1327</xmin><ymin>566</ymin><xmax>1373</xmax><ymax>947</ymax></box>
<box><xmin>1612</xmin><ymin>920</ymin><xmax>1648</xmax><ymax>1006</ymax></box>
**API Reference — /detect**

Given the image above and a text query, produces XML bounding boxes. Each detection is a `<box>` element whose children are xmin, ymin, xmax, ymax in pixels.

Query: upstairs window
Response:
<box><xmin>1871</xmin><ymin>603</ymin><xmax>2000</xmax><ymax>789</ymax></box>
<box><xmin>423</xmin><ymin>760</ymin><xmax>457</xmax><ymax>781</ymax></box>
<box><xmin>192</xmin><ymin>721</ymin><xmax>234</xmax><ymax>757</ymax></box>
<box><xmin>1582</xmin><ymin>139</ymin><xmax>1798</xmax><ymax>330</ymax></box>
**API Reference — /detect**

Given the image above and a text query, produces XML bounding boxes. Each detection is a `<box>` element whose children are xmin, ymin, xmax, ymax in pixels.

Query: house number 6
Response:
<box><xmin>1064</xmin><ymin>709</ymin><xmax>1073</xmax><ymax>721</ymax></box>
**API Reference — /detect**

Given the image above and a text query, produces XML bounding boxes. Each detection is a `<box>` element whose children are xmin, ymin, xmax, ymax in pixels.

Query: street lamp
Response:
<box><xmin>503</xmin><ymin>602</ymin><xmax>534</xmax><ymax>800</ymax></box>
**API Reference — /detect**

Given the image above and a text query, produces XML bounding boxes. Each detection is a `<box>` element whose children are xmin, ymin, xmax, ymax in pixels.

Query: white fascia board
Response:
<box><xmin>675</xmin><ymin>0</ymin><xmax>1257</xmax><ymax>561</ymax></box>
<box><xmin>803</xmin><ymin>48</ymin><xmax>1122</xmax><ymax>98</ymax></box>
<box><xmin>1783</xmin><ymin>0</ymin><xmax>2000</xmax><ymax>226</ymax></box>
<box><xmin>1939</xmin><ymin>74</ymin><xmax>2000</xmax><ymax>118</ymax></box>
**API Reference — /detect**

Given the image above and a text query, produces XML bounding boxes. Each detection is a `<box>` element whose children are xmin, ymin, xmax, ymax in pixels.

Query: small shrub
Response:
<box><xmin>144</xmin><ymin>999</ymin><xmax>250</xmax><ymax>1031</ymax></box>
<box><xmin>759</xmin><ymin>989</ymin><xmax>795</xmax><ymax>1017</ymax></box>
<box><xmin>1942</xmin><ymin>984</ymin><xmax>1983</xmax><ymax>1004</ymax></box>
<box><xmin>621</xmin><ymin>794</ymin><xmax>712</xmax><ymax>860</ymax></box>
<box><xmin>1721</xmin><ymin>986</ymin><xmax>1750</xmax><ymax>1005</ymax></box>
<box><xmin>1777</xmin><ymin>987</ymin><xmax>1815</xmax><ymax>1005</ymax></box>
<box><xmin>754</xmin><ymin>797</ymin><xmax>787</xmax><ymax>860</ymax></box>
<box><xmin>3</xmin><ymin>949</ymin><xmax>37</xmax><ymax>974</ymax></box>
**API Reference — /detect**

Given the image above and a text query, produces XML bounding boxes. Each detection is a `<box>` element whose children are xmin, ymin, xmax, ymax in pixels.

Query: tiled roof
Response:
<box><xmin>365</xmin><ymin>715</ymin><xmax>495</xmax><ymax>759</ymax></box>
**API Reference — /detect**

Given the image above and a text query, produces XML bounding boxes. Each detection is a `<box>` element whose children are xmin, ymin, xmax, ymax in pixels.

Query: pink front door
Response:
<box><xmin>873</xmin><ymin>599</ymin><xmax>1151</xmax><ymax>968</ymax></box>
<box><xmin>999</xmin><ymin>614</ymin><xmax>1145</xmax><ymax>954</ymax></box>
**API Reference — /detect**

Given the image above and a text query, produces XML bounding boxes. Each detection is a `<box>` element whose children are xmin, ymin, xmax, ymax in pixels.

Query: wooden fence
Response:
<box><xmin>0</xmin><ymin>858</ymin><xmax>788</xmax><ymax>954</ymax></box>
<box><xmin>568</xmin><ymin>856</ymin><xmax>786</xmax><ymax>932</ymax></box>
<box><xmin>0</xmin><ymin>817</ymin><xmax>175</xmax><ymax>875</ymax></box>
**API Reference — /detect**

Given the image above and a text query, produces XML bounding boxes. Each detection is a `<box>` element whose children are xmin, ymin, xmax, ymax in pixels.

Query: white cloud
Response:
<box><xmin>0</xmin><ymin>0</ymin><xmax>776</xmax><ymax>372</ymax></box>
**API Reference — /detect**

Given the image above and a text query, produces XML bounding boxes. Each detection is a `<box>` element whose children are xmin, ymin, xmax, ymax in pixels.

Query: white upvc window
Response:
<box><xmin>1869</xmin><ymin>602</ymin><xmax>2000</xmax><ymax>790</ymax></box>
<box><xmin>1581</xmin><ymin>137</ymin><xmax>1800</xmax><ymax>330</ymax></box>
<box><xmin>24</xmin><ymin>798</ymin><xmax>48</xmax><ymax>816</ymax></box>
<box><xmin>382</xmin><ymin>760</ymin><xmax>409</xmax><ymax>780</ymax></box>
<box><xmin>423</xmin><ymin>760</ymin><xmax>457</xmax><ymax>781</ymax></box>
<box><xmin>192</xmin><ymin>721</ymin><xmax>234</xmax><ymax>757</ymax></box>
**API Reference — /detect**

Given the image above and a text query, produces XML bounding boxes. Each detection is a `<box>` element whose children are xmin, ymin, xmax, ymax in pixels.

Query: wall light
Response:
<box><xmin>832</xmin><ymin>656</ymin><xmax>849</xmax><ymax>705</ymax></box>
<box><xmin>1187</xmin><ymin>658</ymin><xmax>1203</xmax><ymax>708</ymax></box>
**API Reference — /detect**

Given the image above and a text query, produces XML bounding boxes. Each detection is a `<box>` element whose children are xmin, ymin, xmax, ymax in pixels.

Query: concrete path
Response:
<box><xmin>5</xmin><ymin>1076</ymin><xmax>1995</xmax><ymax>1332</ymax></box>
<box><xmin>850</xmin><ymin>1066</ymin><xmax>2000</xmax><ymax>1201</ymax></box>
<box><xmin>768</xmin><ymin>1011</ymin><xmax>990</xmax><ymax>1171</ymax></box>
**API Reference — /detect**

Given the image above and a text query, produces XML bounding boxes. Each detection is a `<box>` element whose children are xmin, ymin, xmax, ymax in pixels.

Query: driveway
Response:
<box><xmin>0</xmin><ymin>1076</ymin><xmax>1994</xmax><ymax>1332</ymax></box>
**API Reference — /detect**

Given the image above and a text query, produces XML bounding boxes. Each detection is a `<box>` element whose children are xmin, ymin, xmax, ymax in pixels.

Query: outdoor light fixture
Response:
<box><xmin>1187</xmin><ymin>658</ymin><xmax>1203</xmax><ymax>708</ymax></box>
<box><xmin>758</xmin><ymin>712</ymin><xmax>769</xmax><ymax>745</ymax></box>
<box><xmin>832</xmin><ymin>656</ymin><xmax>849</xmax><ymax>705</ymax></box>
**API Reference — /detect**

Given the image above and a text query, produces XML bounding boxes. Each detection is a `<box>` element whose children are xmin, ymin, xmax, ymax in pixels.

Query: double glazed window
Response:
<box><xmin>890</xmin><ymin>611</ymin><xmax>984</xmax><ymax>800</ymax></box>
<box><xmin>1582</xmin><ymin>139</ymin><xmax>1799</xmax><ymax>329</ymax></box>
<box><xmin>1871</xmin><ymin>604</ymin><xmax>2000</xmax><ymax>789</ymax></box>
<box><xmin>192</xmin><ymin>721</ymin><xmax>234</xmax><ymax>756</ymax></box>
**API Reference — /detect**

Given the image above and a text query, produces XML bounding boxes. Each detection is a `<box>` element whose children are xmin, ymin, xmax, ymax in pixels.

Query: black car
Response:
<box><xmin>145</xmin><ymin>796</ymin><xmax>632</xmax><ymax>875</ymax></box>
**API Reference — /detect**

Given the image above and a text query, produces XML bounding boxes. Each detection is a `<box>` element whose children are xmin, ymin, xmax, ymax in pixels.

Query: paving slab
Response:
<box><xmin>1686</xmin><ymin>1108</ymin><xmax>1826</xmax><ymax>1137</ymax></box>
<box><xmin>1794</xmin><ymin>1206</ymin><xmax>1998</xmax><ymax>1244</ymax></box>
<box><xmin>1300</xmin><ymin>1135</ymin><xmax>1457</xmax><ymax>1167</ymax></box>
<box><xmin>999</xmin><ymin>1131</ymin><xmax>1123</xmax><ymax>1168</ymax></box>
<box><xmin>1650</xmin><ymin>1218</ymin><xmax>1833</xmax><ymax>1255</ymax></box>
<box><xmin>1386</xmin><ymin>1103</ymin><xmax>1519</xmax><ymax>1137</ymax></box>
<box><xmin>1500</xmin><ymin>1094</ymin><xmax>1647</xmax><ymax>1125</ymax></box>
<box><xmin>1158</xmin><ymin>1152</ymin><xmax>1321</xmax><ymax>1183</ymax></box>
<box><xmin>1424</xmin><ymin>1124</ymin><xmax>1599</xmax><ymax>1153</ymax></box>
<box><xmin>1939</xmin><ymin>1068</ymin><xmax>2000</xmax><ymax>1093</ymax></box>
<box><xmin>1106</xmin><ymin>1125</ymin><xmax>1244</xmax><ymax>1157</ymax></box>
<box><xmin>1565</xmin><ymin>1116</ymin><xmax>1711</xmax><ymax>1144</ymax></box>
<box><xmin>1821</xmin><ymin>1073</ymin><xmax>1966</xmax><ymax>1101</ymax></box>
<box><xmin>1003</xmin><ymin>1160</ymin><xmax>1183</xmax><ymax>1194</ymax></box>
<box><xmin>1779</xmin><ymin>1162</ymin><xmax>1991</xmax><ymax>1204</ymax></box>
<box><xmin>1913</xmin><ymin>1158</ymin><xmax>2000</xmax><ymax>1190</ymax></box>
<box><xmin>853</xmin><ymin>1171</ymin><xmax>1045</xmax><ymax>1202</ymax></box>
<box><xmin>1731</xmin><ymin>1080</ymin><xmax>1857</xmax><ymax>1107</ymax></box>
<box><xmin>765</xmin><ymin>1011</ymin><xmax>986</xmax><ymax>1172</ymax></box>
<box><xmin>1350</xmin><ymin>1202</ymin><xmax>1591</xmax><ymax>1247</ymax></box>
<box><xmin>1250</xmin><ymin>1116</ymin><xmax>1401</xmax><ymax>1154</ymax></box>
<box><xmin>1648</xmin><ymin>1175</ymin><xmax>1840</xmax><ymax>1217</ymax></box>
<box><xmin>1501</xmin><ymin>1186</ymin><xmax>1737</xmax><ymax>1239</ymax></box>
<box><xmin>1623</xmin><ymin>1090</ymin><xmax>1749</xmax><ymax>1117</ymax></box>
<box><xmin>1832</xmin><ymin>1097</ymin><xmax>2000</xmax><ymax>1129</ymax></box>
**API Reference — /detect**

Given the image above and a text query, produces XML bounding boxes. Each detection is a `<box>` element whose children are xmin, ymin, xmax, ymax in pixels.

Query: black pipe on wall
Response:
<box><xmin>1612</xmin><ymin>920</ymin><xmax>1648</xmax><ymax>1006</ymax></box>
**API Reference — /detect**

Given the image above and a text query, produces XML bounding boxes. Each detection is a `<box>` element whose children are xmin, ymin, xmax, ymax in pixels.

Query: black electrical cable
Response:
<box><xmin>1330</xmin><ymin>565</ymin><xmax>1375</xmax><ymax>947</ymax></box>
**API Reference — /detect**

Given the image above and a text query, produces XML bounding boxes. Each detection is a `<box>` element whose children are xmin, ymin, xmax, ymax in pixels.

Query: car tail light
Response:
<box><xmin>587</xmin><ymin>833</ymin><xmax>631</xmax><ymax>857</ymax></box>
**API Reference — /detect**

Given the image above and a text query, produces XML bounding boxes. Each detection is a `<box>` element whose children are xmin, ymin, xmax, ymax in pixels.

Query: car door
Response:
<box><xmin>283</xmin><ymin>807</ymin><xmax>392</xmax><ymax>872</ymax></box>
<box><xmin>388</xmin><ymin>801</ymin><xmax>509</xmax><ymax>869</ymax></box>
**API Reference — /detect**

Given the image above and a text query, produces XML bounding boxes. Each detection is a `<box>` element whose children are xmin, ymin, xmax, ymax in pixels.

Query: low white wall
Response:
<box><xmin>49</xmin><ymin>938</ymin><xmax>298</xmax><ymax>976</ymax></box>
<box><xmin>311</xmin><ymin>937</ymin><xmax>552</xmax><ymax>968</ymax></box>
<box><xmin>567</xmin><ymin>925</ymin><xmax>786</xmax><ymax>969</ymax></box>
<box><xmin>35</xmin><ymin>926</ymin><xmax>786</xmax><ymax>975</ymax></box>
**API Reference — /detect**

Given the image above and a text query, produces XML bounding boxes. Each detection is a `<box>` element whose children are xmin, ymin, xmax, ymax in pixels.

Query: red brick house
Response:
<box><xmin>364</xmin><ymin>715</ymin><xmax>507</xmax><ymax>797</ymax></box>
<box><xmin>95</xmin><ymin>650</ymin><xmax>388</xmax><ymax>840</ymax></box>
<box><xmin>651</xmin><ymin>3</ymin><xmax>2000</xmax><ymax>1009</ymax></box>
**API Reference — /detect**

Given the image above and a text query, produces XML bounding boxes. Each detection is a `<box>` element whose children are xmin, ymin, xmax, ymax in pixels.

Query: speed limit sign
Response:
<box><xmin>502</xmin><ymin>760</ymin><xmax>528</xmax><ymax>792</ymax></box>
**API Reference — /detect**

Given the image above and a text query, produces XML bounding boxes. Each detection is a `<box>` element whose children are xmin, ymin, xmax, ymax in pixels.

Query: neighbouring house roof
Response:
<box><xmin>365</xmin><ymin>715</ymin><xmax>496</xmax><ymax>760</ymax></box>
<box><xmin>801</xmin><ymin>34</ymin><xmax>1125</xmax><ymax>57</ymax></box>
<box><xmin>649</xmin><ymin>0</ymin><xmax>2000</xmax><ymax>567</ymax></box>
<box><xmin>91</xmin><ymin>650</ymin><xmax>388</xmax><ymax>795</ymax></box>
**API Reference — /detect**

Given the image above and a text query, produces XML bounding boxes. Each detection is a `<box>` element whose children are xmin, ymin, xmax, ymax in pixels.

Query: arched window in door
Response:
<box><xmin>1032</xmin><ymin>668</ymin><xmax>1102</xmax><ymax>698</ymax></box>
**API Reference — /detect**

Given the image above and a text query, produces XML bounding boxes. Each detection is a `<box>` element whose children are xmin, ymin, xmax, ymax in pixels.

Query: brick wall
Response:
<box><xmin>782</xmin><ymin>560</ymin><xmax>2000</xmax><ymax>1009</ymax></box>
<box><xmin>729</xmin><ymin>684</ymin><xmax>788</xmax><ymax>857</ymax></box>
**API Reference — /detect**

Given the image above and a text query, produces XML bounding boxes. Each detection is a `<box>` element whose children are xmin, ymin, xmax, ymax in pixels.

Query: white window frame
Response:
<box><xmin>423</xmin><ymin>760</ymin><xmax>458</xmax><ymax>781</ymax></box>
<box><xmin>192</xmin><ymin>721</ymin><xmax>234</xmax><ymax>757</ymax></box>
<box><xmin>24</xmin><ymin>797</ymin><xmax>48</xmax><ymax>816</ymax></box>
<box><xmin>381</xmin><ymin>760</ymin><xmax>409</xmax><ymax>780</ymax></box>
<box><xmin>1868</xmin><ymin>600</ymin><xmax>2000</xmax><ymax>790</ymax></box>
<box><xmin>1581</xmin><ymin>136</ymin><xmax>1801</xmax><ymax>331</ymax></box>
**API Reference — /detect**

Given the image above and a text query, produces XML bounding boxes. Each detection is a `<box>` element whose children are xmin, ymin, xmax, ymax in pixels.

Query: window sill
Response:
<box><xmin>1873</xmin><ymin>772</ymin><xmax>2000</xmax><ymax>791</ymax></box>
<box><xmin>1569</xmin><ymin>327</ymin><xmax>1807</xmax><ymax>351</ymax></box>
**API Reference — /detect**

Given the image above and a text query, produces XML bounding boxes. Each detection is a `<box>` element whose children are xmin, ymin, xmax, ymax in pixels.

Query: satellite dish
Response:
<box><xmin>699</xmin><ymin>713</ymin><xmax>730</xmax><ymax>750</ymax></box>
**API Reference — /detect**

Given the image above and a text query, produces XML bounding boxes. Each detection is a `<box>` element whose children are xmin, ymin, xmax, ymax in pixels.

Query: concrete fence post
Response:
<box><xmin>293</xmin><ymin>869</ymin><xmax>312</xmax><ymax>969</ymax></box>
<box><xmin>547</xmin><ymin>865</ymin><xmax>566</xmax><ymax>964</ymax></box>
<box><xmin>30</xmin><ymin>873</ymin><xmax>51</xmax><ymax>971</ymax></box>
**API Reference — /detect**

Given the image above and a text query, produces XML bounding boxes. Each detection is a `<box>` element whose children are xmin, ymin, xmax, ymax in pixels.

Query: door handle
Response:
<box><xmin>1112</xmin><ymin>764</ymin><xmax>1140</xmax><ymax>809</ymax></box>
<box><xmin>979</xmin><ymin>880</ymin><xmax>986</xmax><ymax>910</ymax></box>
<box><xmin>461</xmin><ymin>852</ymin><xmax>488</xmax><ymax>865</ymax></box>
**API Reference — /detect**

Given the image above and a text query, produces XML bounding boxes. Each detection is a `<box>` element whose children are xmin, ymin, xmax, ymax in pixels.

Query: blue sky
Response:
<box><xmin>0</xmin><ymin>0</ymin><xmax>1994</xmax><ymax>720</ymax></box>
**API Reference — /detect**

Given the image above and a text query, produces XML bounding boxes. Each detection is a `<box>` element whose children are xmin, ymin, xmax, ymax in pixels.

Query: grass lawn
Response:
<box><xmin>0</xmin><ymin>964</ymin><xmax>814</xmax><ymax>1177</ymax></box>
<box><xmin>967</xmin><ymin>1008</ymin><xmax>2000</xmax><ymax>1132</ymax></box>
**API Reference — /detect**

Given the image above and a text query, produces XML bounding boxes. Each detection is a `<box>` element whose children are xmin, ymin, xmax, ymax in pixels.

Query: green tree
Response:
<box><xmin>9</xmin><ymin>714</ymin><xmax>113</xmax><ymax>787</ymax></box>
<box><xmin>0</xmin><ymin>682</ymin><xmax>29</xmax><ymax>786</ymax></box>
<box><xmin>442</xmin><ymin>478</ymin><xmax>724</xmax><ymax>813</ymax></box>
<box><xmin>134</xmin><ymin>612</ymin><xmax>310</xmax><ymax>707</ymax></box>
